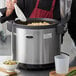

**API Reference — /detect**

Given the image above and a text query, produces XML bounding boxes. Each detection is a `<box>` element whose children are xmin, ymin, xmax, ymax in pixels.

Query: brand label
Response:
<box><xmin>43</xmin><ymin>33</ymin><xmax>52</xmax><ymax>39</ymax></box>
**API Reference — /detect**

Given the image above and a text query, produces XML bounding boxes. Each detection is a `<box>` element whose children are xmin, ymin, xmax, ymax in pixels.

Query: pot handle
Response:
<box><xmin>26</xmin><ymin>36</ymin><xmax>34</xmax><ymax>39</ymax></box>
<box><xmin>56</xmin><ymin>12</ymin><xmax>70</xmax><ymax>34</ymax></box>
<box><xmin>60</xmin><ymin>52</ymin><xmax>69</xmax><ymax>56</ymax></box>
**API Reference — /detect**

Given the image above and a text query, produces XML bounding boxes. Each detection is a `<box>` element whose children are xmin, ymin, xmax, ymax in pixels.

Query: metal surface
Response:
<box><xmin>11</xmin><ymin>26</ymin><xmax>14</xmax><ymax>60</ymax></box>
<box><xmin>14</xmin><ymin>18</ymin><xmax>59</xmax><ymax>29</ymax></box>
<box><xmin>16</xmin><ymin>27</ymin><xmax>60</xmax><ymax>64</ymax></box>
<box><xmin>17</xmin><ymin>69</ymin><xmax>50</xmax><ymax>76</ymax></box>
<box><xmin>8</xmin><ymin>18</ymin><xmax>61</xmax><ymax>67</ymax></box>
<box><xmin>11</xmin><ymin>22</ymin><xmax>17</xmax><ymax>60</ymax></box>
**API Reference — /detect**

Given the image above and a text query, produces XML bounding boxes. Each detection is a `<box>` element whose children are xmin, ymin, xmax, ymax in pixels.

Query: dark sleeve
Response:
<box><xmin>53</xmin><ymin>0</ymin><xmax>61</xmax><ymax>20</ymax></box>
<box><xmin>67</xmin><ymin>0</ymin><xmax>76</xmax><ymax>44</ymax></box>
<box><xmin>0</xmin><ymin>7</ymin><xmax>17</xmax><ymax>23</ymax></box>
<box><xmin>68</xmin><ymin>0</ymin><xmax>76</xmax><ymax>23</ymax></box>
<box><xmin>0</xmin><ymin>0</ymin><xmax>25</xmax><ymax>23</ymax></box>
<box><xmin>0</xmin><ymin>7</ymin><xmax>6</xmax><ymax>17</ymax></box>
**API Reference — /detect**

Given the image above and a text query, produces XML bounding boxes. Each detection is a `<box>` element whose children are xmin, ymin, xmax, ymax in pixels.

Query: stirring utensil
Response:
<box><xmin>14</xmin><ymin>3</ymin><xmax>27</xmax><ymax>21</ymax></box>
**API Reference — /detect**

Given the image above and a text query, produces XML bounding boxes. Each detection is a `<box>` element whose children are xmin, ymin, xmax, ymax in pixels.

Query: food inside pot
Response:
<box><xmin>3</xmin><ymin>60</ymin><xmax>17</xmax><ymax>65</ymax></box>
<box><xmin>15</xmin><ymin>19</ymin><xmax>57</xmax><ymax>26</ymax></box>
<box><xmin>27</xmin><ymin>22</ymin><xmax>50</xmax><ymax>26</ymax></box>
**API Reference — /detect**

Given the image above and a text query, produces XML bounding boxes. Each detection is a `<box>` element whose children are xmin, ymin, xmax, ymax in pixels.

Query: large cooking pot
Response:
<box><xmin>7</xmin><ymin>18</ymin><xmax>65</xmax><ymax>70</ymax></box>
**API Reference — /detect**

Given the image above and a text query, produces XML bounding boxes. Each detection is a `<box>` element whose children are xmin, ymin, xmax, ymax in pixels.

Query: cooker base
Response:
<box><xmin>17</xmin><ymin>63</ymin><xmax>55</xmax><ymax>70</ymax></box>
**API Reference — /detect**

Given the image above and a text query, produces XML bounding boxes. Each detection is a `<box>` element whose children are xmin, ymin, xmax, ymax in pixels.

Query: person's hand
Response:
<box><xmin>6</xmin><ymin>0</ymin><xmax>17</xmax><ymax>16</ymax></box>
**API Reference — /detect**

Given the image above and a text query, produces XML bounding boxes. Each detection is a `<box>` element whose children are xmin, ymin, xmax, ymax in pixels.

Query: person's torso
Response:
<box><xmin>17</xmin><ymin>0</ymin><xmax>60</xmax><ymax>20</ymax></box>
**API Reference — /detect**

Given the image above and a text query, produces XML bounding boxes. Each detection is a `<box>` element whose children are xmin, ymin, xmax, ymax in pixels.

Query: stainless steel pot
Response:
<box><xmin>8</xmin><ymin>18</ymin><xmax>63</xmax><ymax>69</ymax></box>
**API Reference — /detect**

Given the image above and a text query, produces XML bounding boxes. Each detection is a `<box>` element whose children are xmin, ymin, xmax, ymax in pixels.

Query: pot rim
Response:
<box><xmin>13</xmin><ymin>18</ymin><xmax>59</xmax><ymax>29</ymax></box>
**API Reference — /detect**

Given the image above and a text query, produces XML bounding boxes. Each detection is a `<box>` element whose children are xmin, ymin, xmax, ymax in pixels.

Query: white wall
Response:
<box><xmin>0</xmin><ymin>0</ymin><xmax>6</xmax><ymax>8</ymax></box>
<box><xmin>0</xmin><ymin>0</ymin><xmax>11</xmax><ymax>35</ymax></box>
<box><xmin>0</xmin><ymin>0</ymin><xmax>6</xmax><ymax>31</ymax></box>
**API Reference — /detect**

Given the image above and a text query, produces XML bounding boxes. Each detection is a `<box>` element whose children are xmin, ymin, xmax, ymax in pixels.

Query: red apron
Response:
<box><xmin>30</xmin><ymin>0</ymin><xmax>56</xmax><ymax>18</ymax></box>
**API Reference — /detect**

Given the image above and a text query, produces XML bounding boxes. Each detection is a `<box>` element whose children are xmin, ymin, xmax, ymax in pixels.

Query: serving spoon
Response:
<box><xmin>14</xmin><ymin>3</ymin><xmax>27</xmax><ymax>22</ymax></box>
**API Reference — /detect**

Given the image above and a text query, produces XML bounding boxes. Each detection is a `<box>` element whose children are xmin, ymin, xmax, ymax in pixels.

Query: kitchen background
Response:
<box><xmin>0</xmin><ymin>0</ymin><xmax>75</xmax><ymax>64</ymax></box>
<box><xmin>0</xmin><ymin>0</ymin><xmax>11</xmax><ymax>62</ymax></box>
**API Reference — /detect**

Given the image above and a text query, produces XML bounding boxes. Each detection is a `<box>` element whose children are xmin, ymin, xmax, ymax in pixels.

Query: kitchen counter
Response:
<box><xmin>16</xmin><ymin>57</ymin><xmax>76</xmax><ymax>76</ymax></box>
<box><xmin>0</xmin><ymin>56</ymin><xmax>76</xmax><ymax>76</ymax></box>
<box><xmin>0</xmin><ymin>56</ymin><xmax>51</xmax><ymax>76</ymax></box>
<box><xmin>17</xmin><ymin>69</ymin><xmax>50</xmax><ymax>76</ymax></box>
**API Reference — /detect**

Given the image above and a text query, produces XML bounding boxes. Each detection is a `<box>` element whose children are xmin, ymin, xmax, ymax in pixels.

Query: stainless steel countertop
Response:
<box><xmin>17</xmin><ymin>69</ymin><xmax>50</xmax><ymax>76</ymax></box>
